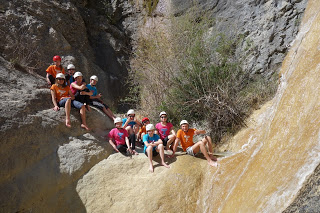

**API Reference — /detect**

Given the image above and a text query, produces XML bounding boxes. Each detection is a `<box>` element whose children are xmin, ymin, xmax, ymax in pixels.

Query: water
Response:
<box><xmin>197</xmin><ymin>1</ymin><xmax>320</xmax><ymax>212</ymax></box>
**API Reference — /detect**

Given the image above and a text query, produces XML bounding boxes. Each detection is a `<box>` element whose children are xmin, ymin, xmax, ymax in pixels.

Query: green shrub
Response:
<box><xmin>127</xmin><ymin>8</ymin><xmax>277</xmax><ymax>142</ymax></box>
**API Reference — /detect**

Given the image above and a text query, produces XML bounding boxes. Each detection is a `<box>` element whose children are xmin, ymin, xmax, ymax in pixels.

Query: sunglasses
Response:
<box><xmin>68</xmin><ymin>69</ymin><xmax>75</xmax><ymax>71</ymax></box>
<box><xmin>129</xmin><ymin>115</ymin><xmax>135</xmax><ymax>118</ymax></box>
<box><xmin>57</xmin><ymin>78</ymin><xmax>64</xmax><ymax>80</ymax></box>
<box><xmin>160</xmin><ymin>116</ymin><xmax>167</xmax><ymax>118</ymax></box>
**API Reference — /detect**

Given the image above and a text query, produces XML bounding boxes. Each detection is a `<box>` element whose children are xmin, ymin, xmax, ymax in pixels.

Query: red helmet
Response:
<box><xmin>53</xmin><ymin>55</ymin><xmax>61</xmax><ymax>61</ymax></box>
<box><xmin>142</xmin><ymin>117</ymin><xmax>149</xmax><ymax>123</ymax></box>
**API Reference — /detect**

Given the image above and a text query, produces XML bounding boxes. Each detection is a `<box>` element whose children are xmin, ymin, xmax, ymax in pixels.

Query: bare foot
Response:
<box><xmin>66</xmin><ymin>120</ymin><xmax>71</xmax><ymax>128</ymax></box>
<box><xmin>167</xmin><ymin>154</ymin><xmax>175</xmax><ymax>158</ymax></box>
<box><xmin>149</xmin><ymin>165</ymin><xmax>154</xmax><ymax>173</ymax></box>
<box><xmin>161</xmin><ymin>162</ymin><xmax>170</xmax><ymax>168</ymax></box>
<box><xmin>208</xmin><ymin>160</ymin><xmax>218</xmax><ymax>167</ymax></box>
<box><xmin>81</xmin><ymin>124</ymin><xmax>90</xmax><ymax>130</ymax></box>
<box><xmin>209</xmin><ymin>154</ymin><xmax>218</xmax><ymax>161</ymax></box>
<box><xmin>132</xmin><ymin>150</ymin><xmax>139</xmax><ymax>155</ymax></box>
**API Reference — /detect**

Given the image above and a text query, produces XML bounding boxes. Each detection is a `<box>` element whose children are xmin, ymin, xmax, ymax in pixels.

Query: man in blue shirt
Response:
<box><xmin>86</xmin><ymin>75</ymin><xmax>115</xmax><ymax>120</ymax></box>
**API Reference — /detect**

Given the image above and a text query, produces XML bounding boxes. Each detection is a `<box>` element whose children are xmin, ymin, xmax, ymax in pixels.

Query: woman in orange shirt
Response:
<box><xmin>46</xmin><ymin>55</ymin><xmax>65</xmax><ymax>85</ymax></box>
<box><xmin>50</xmin><ymin>73</ymin><xmax>89</xmax><ymax>130</ymax></box>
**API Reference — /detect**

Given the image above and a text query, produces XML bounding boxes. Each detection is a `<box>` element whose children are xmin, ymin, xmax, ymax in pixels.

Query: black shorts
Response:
<box><xmin>163</xmin><ymin>136</ymin><xmax>169</xmax><ymax>146</ymax></box>
<box><xmin>145</xmin><ymin>149</ymin><xmax>158</xmax><ymax>157</ymax></box>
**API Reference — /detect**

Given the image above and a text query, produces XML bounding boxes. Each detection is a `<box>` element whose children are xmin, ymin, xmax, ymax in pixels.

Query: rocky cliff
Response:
<box><xmin>2</xmin><ymin>0</ymin><xmax>319</xmax><ymax>212</ymax></box>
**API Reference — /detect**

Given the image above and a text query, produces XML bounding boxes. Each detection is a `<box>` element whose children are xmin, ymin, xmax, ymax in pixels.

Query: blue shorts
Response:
<box><xmin>58</xmin><ymin>98</ymin><xmax>83</xmax><ymax>109</ymax></box>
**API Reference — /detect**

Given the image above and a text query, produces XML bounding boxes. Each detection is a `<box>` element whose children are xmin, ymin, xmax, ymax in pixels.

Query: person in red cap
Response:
<box><xmin>137</xmin><ymin>117</ymin><xmax>150</xmax><ymax>144</ymax></box>
<box><xmin>46</xmin><ymin>55</ymin><xmax>65</xmax><ymax>85</ymax></box>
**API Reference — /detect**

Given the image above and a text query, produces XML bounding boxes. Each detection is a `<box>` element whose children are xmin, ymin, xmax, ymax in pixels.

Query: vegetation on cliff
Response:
<box><xmin>127</xmin><ymin>9</ymin><xmax>278</xmax><ymax>142</ymax></box>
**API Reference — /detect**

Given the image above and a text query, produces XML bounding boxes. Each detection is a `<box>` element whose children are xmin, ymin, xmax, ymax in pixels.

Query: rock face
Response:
<box><xmin>1</xmin><ymin>0</ymin><xmax>319</xmax><ymax>212</ymax></box>
<box><xmin>0</xmin><ymin>0</ymin><xmax>135</xmax><ymax>106</ymax></box>
<box><xmin>0</xmin><ymin>56</ymin><xmax>114</xmax><ymax>212</ymax></box>
<box><xmin>161</xmin><ymin>0</ymin><xmax>308</xmax><ymax>77</ymax></box>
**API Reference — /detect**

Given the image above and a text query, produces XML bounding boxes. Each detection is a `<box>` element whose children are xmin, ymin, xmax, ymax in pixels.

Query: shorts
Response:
<box><xmin>145</xmin><ymin>149</ymin><xmax>159</xmax><ymax>157</ymax></box>
<box><xmin>58</xmin><ymin>98</ymin><xmax>84</xmax><ymax>109</ymax></box>
<box><xmin>163</xmin><ymin>136</ymin><xmax>169</xmax><ymax>146</ymax></box>
<box><xmin>71</xmin><ymin>100</ymin><xmax>84</xmax><ymax>109</ymax></box>
<box><xmin>58</xmin><ymin>98</ymin><xmax>70</xmax><ymax>107</ymax></box>
<box><xmin>186</xmin><ymin>146</ymin><xmax>195</xmax><ymax>156</ymax></box>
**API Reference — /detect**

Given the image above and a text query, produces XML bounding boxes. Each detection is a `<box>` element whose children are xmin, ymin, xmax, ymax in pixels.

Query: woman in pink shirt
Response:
<box><xmin>155</xmin><ymin>111</ymin><xmax>176</xmax><ymax>151</ymax></box>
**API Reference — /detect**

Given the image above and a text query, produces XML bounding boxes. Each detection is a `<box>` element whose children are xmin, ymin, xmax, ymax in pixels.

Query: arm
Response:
<box><xmin>133</xmin><ymin>118</ymin><xmax>142</xmax><ymax>127</ymax></box>
<box><xmin>170</xmin><ymin>128</ymin><xmax>176</xmax><ymax>136</ymax></box>
<box><xmin>154</xmin><ymin>139</ymin><xmax>163</xmax><ymax>146</ymax></box>
<box><xmin>68</xmin><ymin>90</ymin><xmax>75</xmax><ymax>100</ymax></box>
<box><xmin>90</xmin><ymin>93</ymin><xmax>102</xmax><ymax>100</ymax></box>
<box><xmin>122</xmin><ymin>117</ymin><xmax>131</xmax><ymax>128</ymax></box>
<box><xmin>195</xmin><ymin>129</ymin><xmax>206</xmax><ymax>135</ymax></box>
<box><xmin>80</xmin><ymin>90</ymin><xmax>93</xmax><ymax>96</ymax></box>
<box><xmin>46</xmin><ymin>73</ymin><xmax>51</xmax><ymax>85</ymax></box>
<box><xmin>109</xmin><ymin>139</ymin><xmax>119</xmax><ymax>152</ymax></box>
<box><xmin>50</xmin><ymin>90</ymin><xmax>59</xmax><ymax>111</ymax></box>
<box><xmin>70</xmin><ymin>82</ymin><xmax>87</xmax><ymax>90</ymax></box>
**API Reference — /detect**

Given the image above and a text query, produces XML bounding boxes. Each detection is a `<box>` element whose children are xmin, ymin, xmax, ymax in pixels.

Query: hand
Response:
<box><xmin>53</xmin><ymin>106</ymin><xmax>60</xmax><ymax>111</ymax></box>
<box><xmin>80</xmin><ymin>91</ymin><xmax>85</xmax><ymax>95</ymax></box>
<box><xmin>127</xmin><ymin>148</ymin><xmax>133</xmax><ymax>154</ymax></box>
<box><xmin>97</xmin><ymin>93</ymin><xmax>102</xmax><ymax>98</ymax></box>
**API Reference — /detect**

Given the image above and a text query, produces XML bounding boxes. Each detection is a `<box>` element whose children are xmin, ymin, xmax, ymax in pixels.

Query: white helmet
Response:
<box><xmin>159</xmin><ymin>111</ymin><xmax>167</xmax><ymax>117</ymax></box>
<box><xmin>90</xmin><ymin>75</ymin><xmax>98</xmax><ymax>82</ymax></box>
<box><xmin>74</xmin><ymin>72</ymin><xmax>83</xmax><ymax>79</ymax></box>
<box><xmin>56</xmin><ymin>73</ymin><xmax>65</xmax><ymax>79</ymax></box>
<box><xmin>180</xmin><ymin>120</ymin><xmax>189</xmax><ymax>126</ymax></box>
<box><xmin>67</xmin><ymin>64</ymin><xmax>75</xmax><ymax>70</ymax></box>
<box><xmin>127</xmin><ymin>109</ymin><xmax>135</xmax><ymax>115</ymax></box>
<box><xmin>146</xmin><ymin>124</ymin><xmax>155</xmax><ymax>131</ymax></box>
<box><xmin>114</xmin><ymin>117</ymin><xmax>122</xmax><ymax>124</ymax></box>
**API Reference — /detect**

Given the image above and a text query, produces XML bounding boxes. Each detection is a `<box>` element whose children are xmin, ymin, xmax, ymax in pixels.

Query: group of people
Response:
<box><xmin>47</xmin><ymin>55</ymin><xmax>218</xmax><ymax>172</ymax></box>
<box><xmin>47</xmin><ymin>55</ymin><xmax>115</xmax><ymax>130</ymax></box>
<box><xmin>108</xmin><ymin>110</ymin><xmax>218</xmax><ymax>172</ymax></box>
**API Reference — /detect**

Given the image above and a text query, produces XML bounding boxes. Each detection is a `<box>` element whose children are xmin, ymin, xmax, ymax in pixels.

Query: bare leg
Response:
<box><xmin>192</xmin><ymin>141</ymin><xmax>217</xmax><ymax>167</ymax></box>
<box><xmin>102</xmin><ymin>107</ymin><xmax>115</xmax><ymax>120</ymax></box>
<box><xmin>146</xmin><ymin>146</ymin><xmax>154</xmax><ymax>172</ymax></box>
<box><xmin>125</xmin><ymin>126</ymin><xmax>133</xmax><ymax>135</ymax></box>
<box><xmin>65</xmin><ymin>99</ymin><xmax>71</xmax><ymax>128</ymax></box>
<box><xmin>80</xmin><ymin>105</ymin><xmax>90</xmax><ymax>130</ymax></box>
<box><xmin>166</xmin><ymin>134</ymin><xmax>176</xmax><ymax>150</ymax></box>
<box><xmin>107</xmin><ymin>108</ymin><xmax>115</xmax><ymax>119</ymax></box>
<box><xmin>158</xmin><ymin>144</ymin><xmax>170</xmax><ymax>168</ymax></box>
<box><xmin>203</xmin><ymin>136</ymin><xmax>217</xmax><ymax>161</ymax></box>
<box><xmin>84</xmin><ymin>103</ymin><xmax>91</xmax><ymax>112</ymax></box>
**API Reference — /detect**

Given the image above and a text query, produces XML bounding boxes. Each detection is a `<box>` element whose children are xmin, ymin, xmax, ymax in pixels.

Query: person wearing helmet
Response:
<box><xmin>46</xmin><ymin>55</ymin><xmax>65</xmax><ymax>85</ymax></box>
<box><xmin>122</xmin><ymin>109</ymin><xmax>141</xmax><ymax>155</ymax></box>
<box><xmin>122</xmin><ymin>109</ymin><xmax>142</xmax><ymax>134</ymax></box>
<box><xmin>65</xmin><ymin>64</ymin><xmax>76</xmax><ymax>85</ymax></box>
<box><xmin>155</xmin><ymin>111</ymin><xmax>176</xmax><ymax>151</ymax></box>
<box><xmin>86</xmin><ymin>75</ymin><xmax>115</xmax><ymax>120</ymax></box>
<box><xmin>70</xmin><ymin>72</ymin><xmax>92</xmax><ymax>111</ymax></box>
<box><xmin>143</xmin><ymin>124</ymin><xmax>170</xmax><ymax>172</ymax></box>
<box><xmin>170</xmin><ymin>120</ymin><xmax>217</xmax><ymax>167</ymax></box>
<box><xmin>50</xmin><ymin>73</ymin><xmax>90</xmax><ymax>130</ymax></box>
<box><xmin>108</xmin><ymin>117</ymin><xmax>137</xmax><ymax>155</ymax></box>
<box><xmin>137</xmin><ymin>117</ymin><xmax>150</xmax><ymax>143</ymax></box>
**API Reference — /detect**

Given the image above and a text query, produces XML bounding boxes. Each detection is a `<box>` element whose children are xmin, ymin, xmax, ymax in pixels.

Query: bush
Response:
<box><xmin>127</xmin><ymin>8</ymin><xmax>277</xmax><ymax>143</ymax></box>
